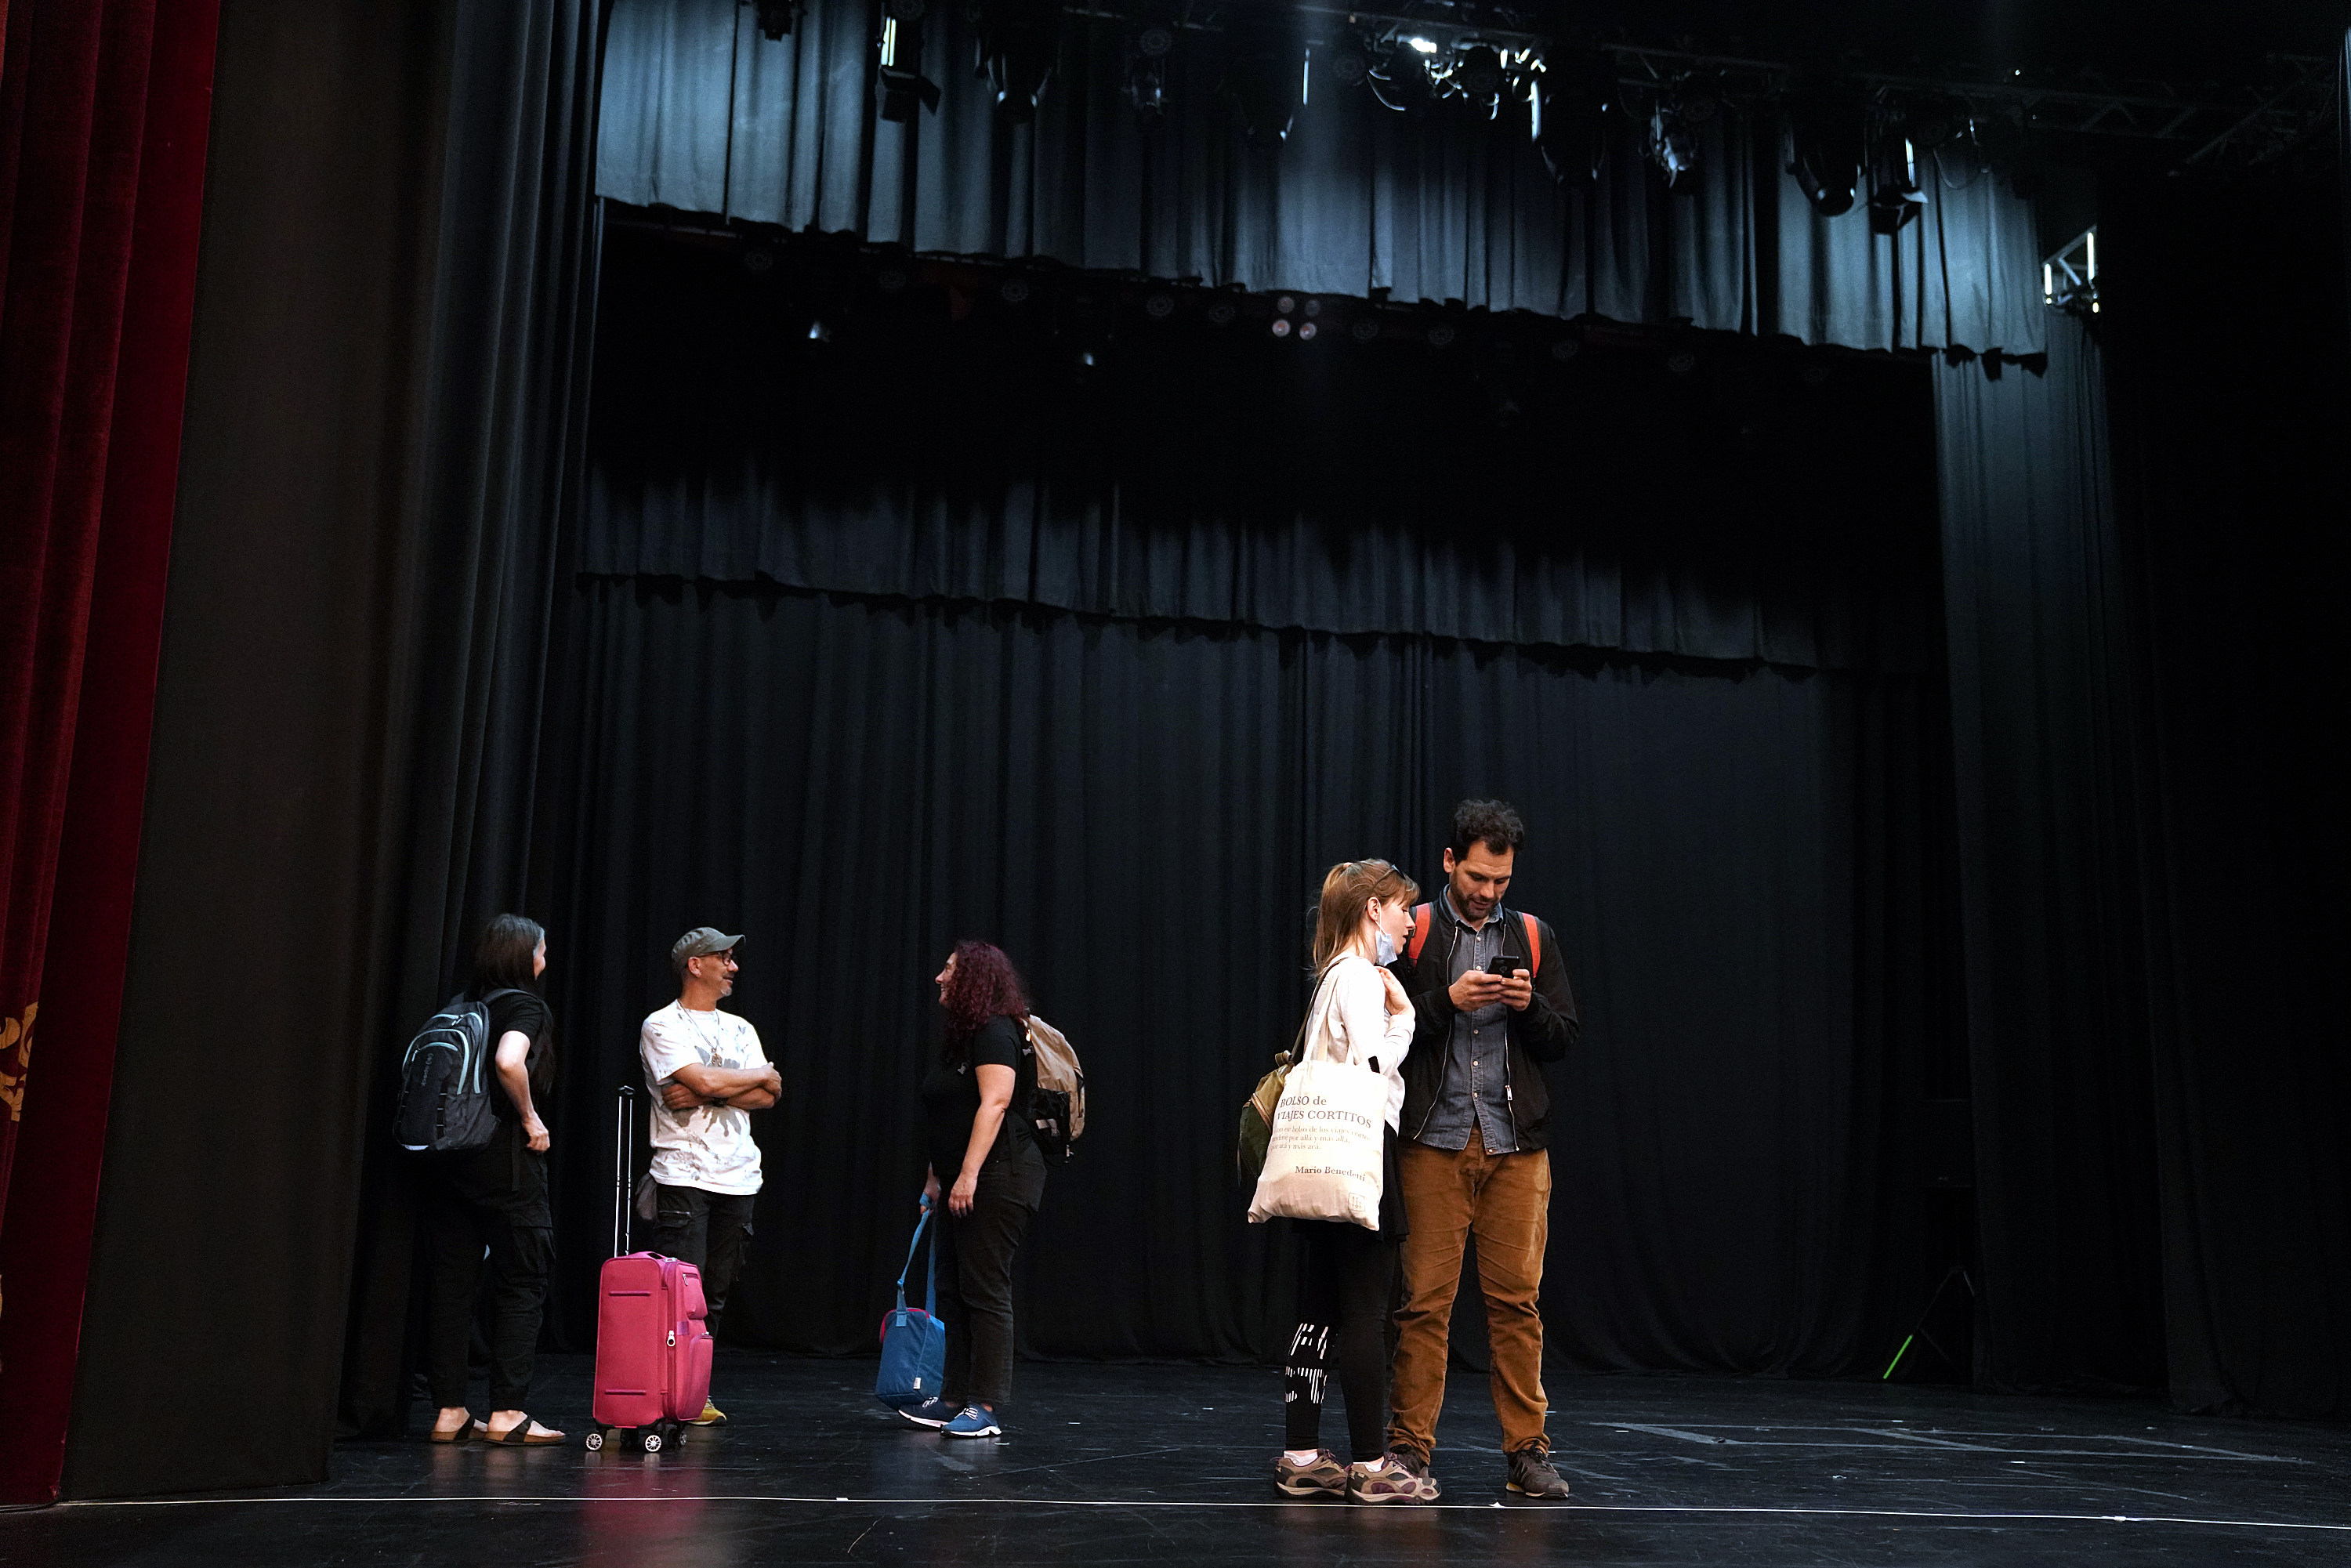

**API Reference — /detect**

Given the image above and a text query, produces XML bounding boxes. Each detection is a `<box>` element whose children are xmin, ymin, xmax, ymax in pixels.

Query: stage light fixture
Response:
<box><xmin>1223</xmin><ymin>21</ymin><xmax>1304</xmax><ymax>150</ymax></box>
<box><xmin>1533</xmin><ymin>51</ymin><xmax>1613</xmax><ymax>185</ymax></box>
<box><xmin>1127</xmin><ymin>56</ymin><xmax>1168</xmax><ymax>127</ymax></box>
<box><xmin>808</xmin><ymin>319</ymin><xmax>833</xmax><ymax>342</ymax></box>
<box><xmin>972</xmin><ymin>0</ymin><xmax>1060</xmax><ymax>123</ymax></box>
<box><xmin>1275</xmin><ymin>294</ymin><xmax>1295</xmax><ymax>314</ymax></box>
<box><xmin>1143</xmin><ymin>290</ymin><xmax>1176</xmax><ymax>319</ymax></box>
<box><xmin>1665</xmin><ymin>346</ymin><xmax>1697</xmax><ymax>375</ymax></box>
<box><xmin>1272</xmin><ymin>318</ymin><xmax>1292</xmax><ymax>337</ymax></box>
<box><xmin>1426</xmin><ymin>323</ymin><xmax>1456</xmax><ymax>347</ymax></box>
<box><xmin>1866</xmin><ymin>125</ymin><xmax>1925</xmax><ymax>234</ymax></box>
<box><xmin>1405</xmin><ymin>35</ymin><xmax>1439</xmax><ymax>55</ymax></box>
<box><xmin>877</xmin><ymin>3</ymin><xmax>941</xmax><ymax>122</ymax></box>
<box><xmin>1549</xmin><ymin>336</ymin><xmax>1580</xmax><ymax>361</ymax></box>
<box><xmin>742</xmin><ymin>245</ymin><xmax>777</xmax><ymax>273</ymax></box>
<box><xmin>1125</xmin><ymin>15</ymin><xmax>1176</xmax><ymax>129</ymax></box>
<box><xmin>1349</xmin><ymin>315</ymin><xmax>1381</xmax><ymax>342</ymax></box>
<box><xmin>1325</xmin><ymin>31</ymin><xmax>1371</xmax><ymax>87</ymax></box>
<box><xmin>1451</xmin><ymin>45</ymin><xmax>1504</xmax><ymax>114</ymax></box>
<box><xmin>1788</xmin><ymin>80</ymin><xmax>1864</xmax><ymax>217</ymax></box>
<box><xmin>1898</xmin><ymin>92</ymin><xmax>1966</xmax><ymax>154</ymax></box>
<box><xmin>1649</xmin><ymin>101</ymin><xmax>1700</xmax><ymax>185</ymax></box>
<box><xmin>1298</xmin><ymin>320</ymin><xmax>1317</xmax><ymax>340</ymax></box>
<box><xmin>1368</xmin><ymin>43</ymin><xmax>1436</xmax><ymax>116</ymax></box>
<box><xmin>749</xmin><ymin>0</ymin><xmax>802</xmax><ymax>40</ymax></box>
<box><xmin>998</xmin><ymin>274</ymin><xmax>1031</xmax><ymax>304</ymax></box>
<box><xmin>1206</xmin><ymin>299</ymin><xmax>1238</xmax><ymax>325</ymax></box>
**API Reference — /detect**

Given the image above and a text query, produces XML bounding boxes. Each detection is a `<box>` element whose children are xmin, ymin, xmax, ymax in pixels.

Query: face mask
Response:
<box><xmin>1374</xmin><ymin>927</ymin><xmax>1400</xmax><ymax>966</ymax></box>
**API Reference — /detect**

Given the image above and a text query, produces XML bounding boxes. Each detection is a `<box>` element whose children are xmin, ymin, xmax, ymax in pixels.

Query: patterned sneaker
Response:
<box><xmin>942</xmin><ymin>1405</ymin><xmax>1002</xmax><ymax>1439</ymax></box>
<box><xmin>1348</xmin><ymin>1449</ymin><xmax>1440</xmax><ymax>1505</ymax></box>
<box><xmin>894</xmin><ymin>1397</ymin><xmax>954</xmax><ymax>1431</ymax></box>
<box><xmin>689</xmin><ymin>1401</ymin><xmax>727</xmax><ymax>1427</ymax></box>
<box><xmin>1505</xmin><ymin>1447</ymin><xmax>1572</xmax><ymax>1499</ymax></box>
<box><xmin>1273</xmin><ymin>1449</ymin><xmax>1348</xmax><ymax>1498</ymax></box>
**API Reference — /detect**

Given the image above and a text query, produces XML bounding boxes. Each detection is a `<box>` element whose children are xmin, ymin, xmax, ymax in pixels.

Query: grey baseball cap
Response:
<box><xmin>670</xmin><ymin>926</ymin><xmax>744</xmax><ymax>974</ymax></box>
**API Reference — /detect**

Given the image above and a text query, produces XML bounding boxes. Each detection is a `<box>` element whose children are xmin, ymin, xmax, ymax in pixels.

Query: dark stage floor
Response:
<box><xmin>9</xmin><ymin>1354</ymin><xmax>2349</xmax><ymax>1566</ymax></box>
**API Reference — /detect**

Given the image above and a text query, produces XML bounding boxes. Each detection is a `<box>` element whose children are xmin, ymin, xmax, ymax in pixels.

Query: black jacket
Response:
<box><xmin>1388</xmin><ymin>902</ymin><xmax>1578</xmax><ymax>1151</ymax></box>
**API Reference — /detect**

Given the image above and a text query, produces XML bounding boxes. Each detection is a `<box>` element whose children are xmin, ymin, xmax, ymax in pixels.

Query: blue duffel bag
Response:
<box><xmin>875</xmin><ymin>1201</ymin><xmax>946</xmax><ymax>1409</ymax></box>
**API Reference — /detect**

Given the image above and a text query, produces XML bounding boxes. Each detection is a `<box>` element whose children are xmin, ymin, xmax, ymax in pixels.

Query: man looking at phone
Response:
<box><xmin>1383</xmin><ymin>800</ymin><xmax>1579</xmax><ymax>1501</ymax></box>
<box><xmin>642</xmin><ymin>927</ymin><xmax>781</xmax><ymax>1426</ymax></box>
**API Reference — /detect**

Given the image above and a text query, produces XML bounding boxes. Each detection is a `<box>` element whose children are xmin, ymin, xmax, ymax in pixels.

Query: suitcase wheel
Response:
<box><xmin>640</xmin><ymin>1428</ymin><xmax>665</xmax><ymax>1454</ymax></box>
<box><xmin>583</xmin><ymin>1428</ymin><xmax>607</xmax><ymax>1452</ymax></box>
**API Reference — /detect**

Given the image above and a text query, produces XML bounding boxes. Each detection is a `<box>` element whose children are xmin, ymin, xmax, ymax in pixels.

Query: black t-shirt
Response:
<box><xmin>478</xmin><ymin>987</ymin><xmax>555</xmax><ymax>1117</ymax></box>
<box><xmin>919</xmin><ymin>1015</ymin><xmax>1036</xmax><ymax>1181</ymax></box>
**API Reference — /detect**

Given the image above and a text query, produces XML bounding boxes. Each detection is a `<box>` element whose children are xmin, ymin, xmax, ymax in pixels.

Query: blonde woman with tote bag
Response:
<box><xmin>1251</xmin><ymin>860</ymin><xmax>1436</xmax><ymax>1505</ymax></box>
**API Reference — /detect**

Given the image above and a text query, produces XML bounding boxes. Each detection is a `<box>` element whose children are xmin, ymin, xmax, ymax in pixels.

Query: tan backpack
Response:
<box><xmin>1021</xmin><ymin>1016</ymin><xmax>1087</xmax><ymax>1164</ymax></box>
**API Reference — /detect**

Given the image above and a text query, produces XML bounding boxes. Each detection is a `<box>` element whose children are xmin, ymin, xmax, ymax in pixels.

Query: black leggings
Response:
<box><xmin>1284</xmin><ymin>1219</ymin><xmax>1397</xmax><ymax>1462</ymax></box>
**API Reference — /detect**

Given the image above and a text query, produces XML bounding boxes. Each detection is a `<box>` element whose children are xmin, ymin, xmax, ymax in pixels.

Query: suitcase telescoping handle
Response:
<box><xmin>613</xmin><ymin>1083</ymin><xmax>637</xmax><ymax>1258</ymax></box>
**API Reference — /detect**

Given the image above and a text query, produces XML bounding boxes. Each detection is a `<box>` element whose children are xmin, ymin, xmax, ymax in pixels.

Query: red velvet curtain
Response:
<box><xmin>0</xmin><ymin>0</ymin><xmax>219</xmax><ymax>1503</ymax></box>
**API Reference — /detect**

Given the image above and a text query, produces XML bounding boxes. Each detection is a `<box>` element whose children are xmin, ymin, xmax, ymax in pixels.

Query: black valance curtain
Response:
<box><xmin>534</xmin><ymin>577</ymin><xmax>1958</xmax><ymax>1374</ymax></box>
<box><xmin>595</xmin><ymin>0</ymin><xmax>2045</xmax><ymax>356</ymax></box>
<box><xmin>586</xmin><ymin>227</ymin><xmax>1942</xmax><ymax>672</ymax></box>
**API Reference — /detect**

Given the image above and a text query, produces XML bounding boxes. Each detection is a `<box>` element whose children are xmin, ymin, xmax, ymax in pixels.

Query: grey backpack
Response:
<box><xmin>393</xmin><ymin>990</ymin><xmax>521</xmax><ymax>1154</ymax></box>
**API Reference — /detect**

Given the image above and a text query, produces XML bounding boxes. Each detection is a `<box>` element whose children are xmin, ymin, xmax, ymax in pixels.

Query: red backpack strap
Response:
<box><xmin>1406</xmin><ymin>903</ymin><xmax>1434</xmax><ymax>968</ymax></box>
<box><xmin>1521</xmin><ymin>911</ymin><xmax>1541</xmax><ymax>977</ymax></box>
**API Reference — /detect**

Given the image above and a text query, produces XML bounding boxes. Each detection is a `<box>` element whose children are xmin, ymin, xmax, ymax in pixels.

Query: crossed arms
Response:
<box><xmin>659</xmin><ymin>1061</ymin><xmax>781</xmax><ymax>1112</ymax></box>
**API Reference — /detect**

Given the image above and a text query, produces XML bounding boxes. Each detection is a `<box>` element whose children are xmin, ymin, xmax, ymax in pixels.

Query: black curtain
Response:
<box><xmin>525</xmin><ymin>230</ymin><xmax>1962</xmax><ymax>1376</ymax></box>
<box><xmin>1933</xmin><ymin>154</ymin><xmax>2351</xmax><ymax>1411</ymax></box>
<box><xmin>539</xmin><ymin>585</ymin><xmax>1954</xmax><ymax>1373</ymax></box>
<box><xmin>585</xmin><ymin>229</ymin><xmax>1940</xmax><ymax>674</ymax></box>
<box><xmin>1933</xmin><ymin>317</ymin><xmax>2166</xmax><ymax>1394</ymax></box>
<box><xmin>2101</xmin><ymin>166</ymin><xmax>2350</xmax><ymax>1418</ymax></box>
<box><xmin>66</xmin><ymin>0</ymin><xmax>602</xmax><ymax>1494</ymax></box>
<box><xmin>593</xmin><ymin>0</ymin><xmax>2047</xmax><ymax>356</ymax></box>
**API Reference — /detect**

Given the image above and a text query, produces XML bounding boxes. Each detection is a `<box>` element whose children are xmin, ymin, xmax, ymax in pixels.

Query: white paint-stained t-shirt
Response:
<box><xmin>640</xmin><ymin>1001</ymin><xmax>770</xmax><ymax>1195</ymax></box>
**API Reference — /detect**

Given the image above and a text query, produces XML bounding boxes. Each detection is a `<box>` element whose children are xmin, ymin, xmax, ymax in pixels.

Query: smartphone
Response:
<box><xmin>1486</xmin><ymin>953</ymin><xmax>1523</xmax><ymax>978</ymax></box>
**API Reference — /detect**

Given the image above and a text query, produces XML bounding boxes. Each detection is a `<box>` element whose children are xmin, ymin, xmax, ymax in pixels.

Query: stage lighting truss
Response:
<box><xmin>1149</xmin><ymin>6</ymin><xmax>2330</xmax><ymax>173</ymax></box>
<box><xmin>2042</xmin><ymin>227</ymin><xmax>2097</xmax><ymax>317</ymax></box>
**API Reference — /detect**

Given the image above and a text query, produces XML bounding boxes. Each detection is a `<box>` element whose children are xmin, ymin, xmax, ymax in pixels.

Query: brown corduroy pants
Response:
<box><xmin>1386</xmin><ymin>1124</ymin><xmax>1552</xmax><ymax>1459</ymax></box>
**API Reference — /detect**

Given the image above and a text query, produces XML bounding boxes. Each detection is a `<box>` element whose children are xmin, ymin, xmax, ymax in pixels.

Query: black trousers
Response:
<box><xmin>936</xmin><ymin>1149</ymin><xmax>1045</xmax><ymax>1410</ymax></box>
<box><xmin>650</xmin><ymin>1184</ymin><xmax>756</xmax><ymax>1332</ymax></box>
<box><xmin>1284</xmin><ymin>1217</ymin><xmax>1399</xmax><ymax>1463</ymax></box>
<box><xmin>422</xmin><ymin>1139</ymin><xmax>553</xmax><ymax>1414</ymax></box>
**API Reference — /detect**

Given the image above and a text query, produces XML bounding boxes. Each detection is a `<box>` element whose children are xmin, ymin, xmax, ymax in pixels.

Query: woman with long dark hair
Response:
<box><xmin>421</xmin><ymin>914</ymin><xmax>564</xmax><ymax>1446</ymax></box>
<box><xmin>898</xmin><ymin>940</ymin><xmax>1047</xmax><ymax>1439</ymax></box>
<box><xmin>1271</xmin><ymin>859</ymin><xmax>1429</xmax><ymax>1503</ymax></box>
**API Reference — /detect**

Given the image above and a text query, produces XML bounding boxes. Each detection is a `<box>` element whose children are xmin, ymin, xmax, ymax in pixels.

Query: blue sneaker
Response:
<box><xmin>942</xmin><ymin>1405</ymin><xmax>1002</xmax><ymax>1439</ymax></box>
<box><xmin>895</xmin><ymin>1397</ymin><xmax>954</xmax><ymax>1430</ymax></box>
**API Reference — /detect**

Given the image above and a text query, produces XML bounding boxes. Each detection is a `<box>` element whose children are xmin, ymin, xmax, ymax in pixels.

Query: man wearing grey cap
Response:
<box><xmin>641</xmin><ymin>927</ymin><xmax>781</xmax><ymax>1426</ymax></box>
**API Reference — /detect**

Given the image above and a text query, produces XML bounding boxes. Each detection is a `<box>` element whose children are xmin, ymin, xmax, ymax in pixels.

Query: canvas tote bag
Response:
<box><xmin>1247</xmin><ymin>959</ymin><xmax>1389</xmax><ymax>1230</ymax></box>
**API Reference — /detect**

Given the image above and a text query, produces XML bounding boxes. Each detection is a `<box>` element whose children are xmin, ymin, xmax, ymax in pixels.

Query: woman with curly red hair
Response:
<box><xmin>900</xmin><ymin>940</ymin><xmax>1047</xmax><ymax>1439</ymax></box>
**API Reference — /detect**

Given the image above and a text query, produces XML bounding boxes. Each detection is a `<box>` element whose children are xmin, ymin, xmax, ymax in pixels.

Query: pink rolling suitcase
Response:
<box><xmin>585</xmin><ymin>1086</ymin><xmax>713</xmax><ymax>1453</ymax></box>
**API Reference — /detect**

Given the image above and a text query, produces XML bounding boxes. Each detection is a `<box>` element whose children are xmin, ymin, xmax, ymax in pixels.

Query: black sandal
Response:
<box><xmin>488</xmin><ymin>1416</ymin><xmax>564</xmax><ymax>1446</ymax></box>
<box><xmin>429</xmin><ymin>1417</ymin><xmax>484</xmax><ymax>1444</ymax></box>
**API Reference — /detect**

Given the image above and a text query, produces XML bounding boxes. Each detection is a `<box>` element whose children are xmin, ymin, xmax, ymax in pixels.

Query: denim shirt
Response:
<box><xmin>1411</xmin><ymin>890</ymin><xmax>1520</xmax><ymax>1153</ymax></box>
